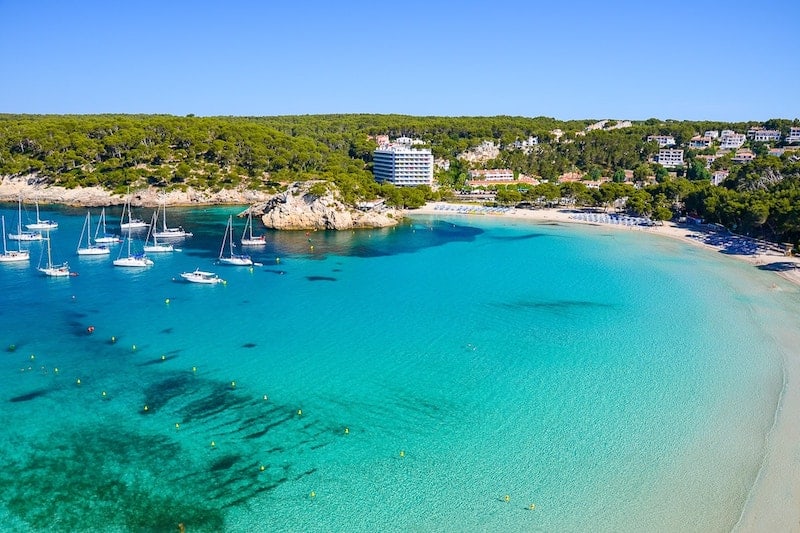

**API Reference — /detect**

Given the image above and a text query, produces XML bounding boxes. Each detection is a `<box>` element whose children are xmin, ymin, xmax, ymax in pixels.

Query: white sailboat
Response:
<box><xmin>0</xmin><ymin>215</ymin><xmax>30</xmax><ymax>262</ymax></box>
<box><xmin>9</xmin><ymin>196</ymin><xmax>42</xmax><ymax>241</ymax></box>
<box><xmin>218</xmin><ymin>215</ymin><xmax>253</xmax><ymax>266</ymax></box>
<box><xmin>120</xmin><ymin>191</ymin><xmax>149</xmax><ymax>231</ymax></box>
<box><xmin>143</xmin><ymin>211</ymin><xmax>174</xmax><ymax>253</ymax></box>
<box><xmin>153</xmin><ymin>200</ymin><xmax>193</xmax><ymax>239</ymax></box>
<box><xmin>240</xmin><ymin>209</ymin><xmax>266</xmax><ymax>246</ymax></box>
<box><xmin>76</xmin><ymin>211</ymin><xmax>111</xmax><ymax>256</ymax></box>
<box><xmin>179</xmin><ymin>268</ymin><xmax>225</xmax><ymax>284</ymax></box>
<box><xmin>38</xmin><ymin>230</ymin><xmax>70</xmax><ymax>277</ymax></box>
<box><xmin>113</xmin><ymin>228</ymin><xmax>153</xmax><ymax>267</ymax></box>
<box><xmin>94</xmin><ymin>208</ymin><xmax>122</xmax><ymax>244</ymax></box>
<box><xmin>25</xmin><ymin>198</ymin><xmax>58</xmax><ymax>230</ymax></box>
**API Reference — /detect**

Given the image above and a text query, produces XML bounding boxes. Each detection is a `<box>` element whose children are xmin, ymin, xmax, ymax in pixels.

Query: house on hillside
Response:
<box><xmin>656</xmin><ymin>149</ymin><xmax>684</xmax><ymax>168</ymax></box>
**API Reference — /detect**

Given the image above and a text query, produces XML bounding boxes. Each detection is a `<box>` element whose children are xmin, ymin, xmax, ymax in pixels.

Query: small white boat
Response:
<box><xmin>76</xmin><ymin>211</ymin><xmax>111</xmax><ymax>256</ymax></box>
<box><xmin>38</xmin><ymin>231</ymin><xmax>70</xmax><ymax>277</ymax></box>
<box><xmin>179</xmin><ymin>269</ymin><xmax>225</xmax><ymax>284</ymax></box>
<box><xmin>152</xmin><ymin>200</ymin><xmax>192</xmax><ymax>239</ymax></box>
<box><xmin>94</xmin><ymin>208</ymin><xmax>122</xmax><ymax>244</ymax></box>
<box><xmin>25</xmin><ymin>199</ymin><xmax>58</xmax><ymax>230</ymax></box>
<box><xmin>143</xmin><ymin>211</ymin><xmax>174</xmax><ymax>253</ymax></box>
<box><xmin>120</xmin><ymin>190</ymin><xmax>149</xmax><ymax>230</ymax></box>
<box><xmin>0</xmin><ymin>215</ymin><xmax>30</xmax><ymax>263</ymax></box>
<box><xmin>113</xmin><ymin>229</ymin><xmax>153</xmax><ymax>267</ymax></box>
<box><xmin>218</xmin><ymin>215</ymin><xmax>253</xmax><ymax>266</ymax></box>
<box><xmin>240</xmin><ymin>209</ymin><xmax>266</xmax><ymax>246</ymax></box>
<box><xmin>9</xmin><ymin>197</ymin><xmax>42</xmax><ymax>241</ymax></box>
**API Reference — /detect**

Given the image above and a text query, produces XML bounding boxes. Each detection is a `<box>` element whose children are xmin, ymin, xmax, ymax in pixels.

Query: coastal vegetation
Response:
<box><xmin>1</xmin><ymin>114</ymin><xmax>799</xmax><ymax>245</ymax></box>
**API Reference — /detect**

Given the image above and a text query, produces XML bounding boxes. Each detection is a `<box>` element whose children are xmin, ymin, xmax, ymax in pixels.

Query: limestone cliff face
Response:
<box><xmin>258</xmin><ymin>182</ymin><xmax>401</xmax><ymax>230</ymax></box>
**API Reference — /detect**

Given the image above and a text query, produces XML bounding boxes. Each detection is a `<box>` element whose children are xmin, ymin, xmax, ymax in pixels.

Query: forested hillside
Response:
<box><xmin>1</xmin><ymin>114</ymin><xmax>799</xmax><ymax>246</ymax></box>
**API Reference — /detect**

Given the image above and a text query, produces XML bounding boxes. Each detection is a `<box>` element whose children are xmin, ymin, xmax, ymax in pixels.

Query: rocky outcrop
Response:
<box><xmin>0</xmin><ymin>174</ymin><xmax>271</xmax><ymax>207</ymax></box>
<box><xmin>256</xmin><ymin>181</ymin><xmax>401</xmax><ymax>230</ymax></box>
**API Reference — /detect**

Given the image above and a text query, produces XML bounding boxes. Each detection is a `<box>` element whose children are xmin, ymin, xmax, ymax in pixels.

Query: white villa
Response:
<box><xmin>468</xmin><ymin>169</ymin><xmax>515</xmax><ymax>181</ymax></box>
<box><xmin>747</xmin><ymin>128</ymin><xmax>782</xmax><ymax>142</ymax></box>
<box><xmin>656</xmin><ymin>148</ymin><xmax>685</xmax><ymax>168</ymax></box>
<box><xmin>720</xmin><ymin>132</ymin><xmax>746</xmax><ymax>149</ymax></box>
<box><xmin>647</xmin><ymin>135</ymin><xmax>676</xmax><ymax>147</ymax></box>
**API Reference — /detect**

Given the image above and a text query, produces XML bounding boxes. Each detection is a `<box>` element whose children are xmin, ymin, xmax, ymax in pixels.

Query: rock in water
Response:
<box><xmin>259</xmin><ymin>182</ymin><xmax>401</xmax><ymax>230</ymax></box>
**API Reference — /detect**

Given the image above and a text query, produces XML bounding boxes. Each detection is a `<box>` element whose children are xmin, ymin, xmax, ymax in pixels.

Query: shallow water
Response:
<box><xmin>0</xmin><ymin>205</ymin><xmax>795</xmax><ymax>532</ymax></box>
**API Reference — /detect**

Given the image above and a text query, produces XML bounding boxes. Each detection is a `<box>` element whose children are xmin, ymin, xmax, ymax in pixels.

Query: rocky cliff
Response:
<box><xmin>256</xmin><ymin>181</ymin><xmax>401</xmax><ymax>230</ymax></box>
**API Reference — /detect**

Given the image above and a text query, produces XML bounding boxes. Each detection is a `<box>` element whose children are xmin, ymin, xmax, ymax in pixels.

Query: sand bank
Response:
<box><xmin>406</xmin><ymin>202</ymin><xmax>800</xmax><ymax>532</ymax></box>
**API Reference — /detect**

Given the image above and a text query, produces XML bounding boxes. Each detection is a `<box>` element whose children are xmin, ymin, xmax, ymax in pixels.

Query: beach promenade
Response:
<box><xmin>408</xmin><ymin>201</ymin><xmax>800</xmax><ymax>533</ymax></box>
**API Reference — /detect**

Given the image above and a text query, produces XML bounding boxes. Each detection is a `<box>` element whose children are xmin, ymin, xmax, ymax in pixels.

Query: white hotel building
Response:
<box><xmin>373</xmin><ymin>144</ymin><xmax>434</xmax><ymax>186</ymax></box>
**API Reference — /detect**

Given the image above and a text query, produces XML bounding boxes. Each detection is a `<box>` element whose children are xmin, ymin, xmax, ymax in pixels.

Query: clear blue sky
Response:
<box><xmin>1</xmin><ymin>0</ymin><xmax>797</xmax><ymax>121</ymax></box>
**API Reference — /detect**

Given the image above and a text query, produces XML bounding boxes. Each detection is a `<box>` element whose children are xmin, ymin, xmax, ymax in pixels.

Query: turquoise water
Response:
<box><xmin>0</xmin><ymin>204</ymin><xmax>797</xmax><ymax>532</ymax></box>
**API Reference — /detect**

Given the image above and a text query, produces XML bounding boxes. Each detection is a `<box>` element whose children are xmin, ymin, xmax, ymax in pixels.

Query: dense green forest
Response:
<box><xmin>1</xmin><ymin>114</ymin><xmax>799</xmax><ymax>246</ymax></box>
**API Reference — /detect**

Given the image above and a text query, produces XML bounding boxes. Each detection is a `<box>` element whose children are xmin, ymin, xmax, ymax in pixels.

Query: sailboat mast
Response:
<box><xmin>45</xmin><ymin>230</ymin><xmax>52</xmax><ymax>268</ymax></box>
<box><xmin>219</xmin><ymin>217</ymin><xmax>228</xmax><ymax>259</ymax></box>
<box><xmin>229</xmin><ymin>216</ymin><xmax>235</xmax><ymax>255</ymax></box>
<box><xmin>2</xmin><ymin>216</ymin><xmax>7</xmax><ymax>254</ymax></box>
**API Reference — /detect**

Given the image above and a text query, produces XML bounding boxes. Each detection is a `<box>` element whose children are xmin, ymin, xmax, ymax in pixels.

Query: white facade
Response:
<box><xmin>647</xmin><ymin>135</ymin><xmax>676</xmax><ymax>147</ymax></box>
<box><xmin>373</xmin><ymin>145</ymin><xmax>433</xmax><ymax>186</ymax></box>
<box><xmin>719</xmin><ymin>133</ymin><xmax>746</xmax><ymax>149</ymax></box>
<box><xmin>704</xmin><ymin>130</ymin><xmax>719</xmax><ymax>139</ymax></box>
<box><xmin>787</xmin><ymin>127</ymin><xmax>800</xmax><ymax>144</ymax></box>
<box><xmin>468</xmin><ymin>169</ymin><xmax>515</xmax><ymax>181</ymax></box>
<box><xmin>711</xmin><ymin>170</ymin><xmax>729</xmax><ymax>186</ymax></box>
<box><xmin>689</xmin><ymin>136</ymin><xmax>712</xmax><ymax>149</ymax></box>
<box><xmin>747</xmin><ymin>128</ymin><xmax>781</xmax><ymax>142</ymax></box>
<box><xmin>657</xmin><ymin>148</ymin><xmax>684</xmax><ymax>168</ymax></box>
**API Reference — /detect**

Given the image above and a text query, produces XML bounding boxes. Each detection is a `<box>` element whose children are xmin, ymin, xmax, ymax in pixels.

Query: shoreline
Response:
<box><xmin>0</xmin><ymin>177</ymin><xmax>271</xmax><ymax>208</ymax></box>
<box><xmin>406</xmin><ymin>201</ymin><xmax>800</xmax><ymax>532</ymax></box>
<box><xmin>406</xmin><ymin>202</ymin><xmax>800</xmax><ymax>288</ymax></box>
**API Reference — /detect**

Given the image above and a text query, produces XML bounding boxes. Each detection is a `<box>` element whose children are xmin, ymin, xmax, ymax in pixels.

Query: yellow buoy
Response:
<box><xmin>30</xmin><ymin>354</ymin><xmax>35</xmax><ymax>361</ymax></box>
<box><xmin>143</xmin><ymin>405</ymin><xmax>149</xmax><ymax>412</ymax></box>
<box><xmin>76</xmin><ymin>378</ymin><xmax>81</xmax><ymax>385</ymax></box>
<box><xmin>111</xmin><ymin>336</ymin><xmax>116</xmax><ymax>343</ymax></box>
<box><xmin>344</xmin><ymin>427</ymin><xmax>349</xmax><ymax>435</ymax></box>
<box><xmin>165</xmin><ymin>298</ymin><xmax>170</xmax><ymax>304</ymax></box>
<box><xmin>504</xmin><ymin>495</ymin><xmax>510</xmax><ymax>503</ymax></box>
<box><xmin>297</xmin><ymin>409</ymin><xmax>303</xmax><ymax>416</ymax></box>
<box><xmin>529</xmin><ymin>503</ymin><xmax>536</xmax><ymax>511</ymax></box>
<box><xmin>276</xmin><ymin>257</ymin><xmax>280</xmax><ymax>263</ymax></box>
<box><xmin>211</xmin><ymin>441</ymin><xmax>216</xmax><ymax>447</ymax></box>
<box><xmin>231</xmin><ymin>381</ymin><xmax>236</xmax><ymax>388</ymax></box>
<box><xmin>309</xmin><ymin>491</ymin><xmax>316</xmax><ymax>498</ymax></box>
<box><xmin>161</xmin><ymin>355</ymin><xmax>166</xmax><ymax>361</ymax></box>
<box><xmin>102</xmin><ymin>391</ymin><xmax>107</xmax><ymax>397</ymax></box>
<box><xmin>399</xmin><ymin>450</ymin><xmax>405</xmax><ymax>458</ymax></box>
<box><xmin>54</xmin><ymin>367</ymin><xmax>59</xmax><ymax>374</ymax></box>
<box><xmin>260</xmin><ymin>465</ymin><xmax>265</xmax><ymax>471</ymax></box>
<box><xmin>192</xmin><ymin>366</ymin><xmax>197</xmax><ymax>373</ymax></box>
<box><xmin>132</xmin><ymin>344</ymin><xmax>136</xmax><ymax>351</ymax></box>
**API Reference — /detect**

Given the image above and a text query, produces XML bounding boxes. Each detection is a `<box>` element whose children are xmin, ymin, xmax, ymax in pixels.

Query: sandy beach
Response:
<box><xmin>407</xmin><ymin>202</ymin><xmax>800</xmax><ymax>533</ymax></box>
